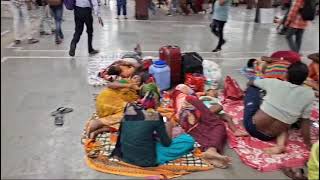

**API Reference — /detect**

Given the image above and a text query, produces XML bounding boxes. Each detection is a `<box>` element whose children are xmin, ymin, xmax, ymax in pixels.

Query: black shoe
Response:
<box><xmin>89</xmin><ymin>49</ymin><xmax>99</xmax><ymax>55</ymax></box>
<box><xmin>69</xmin><ymin>43</ymin><xmax>76</xmax><ymax>57</ymax></box>
<box><xmin>14</xmin><ymin>40</ymin><xmax>21</xmax><ymax>45</ymax></box>
<box><xmin>212</xmin><ymin>48</ymin><xmax>221</xmax><ymax>52</ymax></box>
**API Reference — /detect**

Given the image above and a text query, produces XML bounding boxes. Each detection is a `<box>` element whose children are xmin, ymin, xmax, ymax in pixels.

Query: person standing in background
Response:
<box><xmin>37</xmin><ymin>0</ymin><xmax>54</xmax><ymax>35</ymax></box>
<box><xmin>69</xmin><ymin>0</ymin><xmax>104</xmax><ymax>56</ymax></box>
<box><xmin>116</xmin><ymin>0</ymin><xmax>128</xmax><ymax>19</ymax></box>
<box><xmin>49</xmin><ymin>0</ymin><xmax>64</xmax><ymax>44</ymax></box>
<box><xmin>285</xmin><ymin>0</ymin><xmax>311</xmax><ymax>53</ymax></box>
<box><xmin>10</xmin><ymin>0</ymin><xmax>39</xmax><ymax>44</ymax></box>
<box><xmin>210</xmin><ymin>0</ymin><xmax>230</xmax><ymax>52</ymax></box>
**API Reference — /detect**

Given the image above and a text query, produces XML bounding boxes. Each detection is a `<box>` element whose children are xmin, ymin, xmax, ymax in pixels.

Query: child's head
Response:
<box><xmin>247</xmin><ymin>58</ymin><xmax>257</xmax><ymax>68</ymax></box>
<box><xmin>287</xmin><ymin>62</ymin><xmax>309</xmax><ymax>85</ymax></box>
<box><xmin>107</xmin><ymin>65</ymin><xmax>121</xmax><ymax>76</ymax></box>
<box><xmin>206</xmin><ymin>89</ymin><xmax>218</xmax><ymax>97</ymax></box>
<box><xmin>119</xmin><ymin>65</ymin><xmax>136</xmax><ymax>78</ymax></box>
<box><xmin>131</xmin><ymin>74</ymin><xmax>142</xmax><ymax>86</ymax></box>
<box><xmin>308</xmin><ymin>53</ymin><xmax>319</xmax><ymax>63</ymax></box>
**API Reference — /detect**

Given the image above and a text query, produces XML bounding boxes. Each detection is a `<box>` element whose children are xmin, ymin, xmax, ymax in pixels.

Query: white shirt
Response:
<box><xmin>76</xmin><ymin>0</ymin><xmax>101</xmax><ymax>17</ymax></box>
<box><xmin>254</xmin><ymin>78</ymin><xmax>315</xmax><ymax>124</ymax></box>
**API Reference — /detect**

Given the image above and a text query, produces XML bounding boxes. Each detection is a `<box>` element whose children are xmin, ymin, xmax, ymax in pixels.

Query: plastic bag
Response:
<box><xmin>203</xmin><ymin>60</ymin><xmax>222</xmax><ymax>90</ymax></box>
<box><xmin>223</xmin><ymin>76</ymin><xmax>244</xmax><ymax>100</ymax></box>
<box><xmin>184</xmin><ymin>73</ymin><xmax>206</xmax><ymax>92</ymax></box>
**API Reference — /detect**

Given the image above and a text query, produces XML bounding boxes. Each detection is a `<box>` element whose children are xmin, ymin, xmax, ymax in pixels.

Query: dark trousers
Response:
<box><xmin>286</xmin><ymin>27</ymin><xmax>304</xmax><ymax>53</ymax></box>
<box><xmin>117</xmin><ymin>4</ymin><xmax>127</xmax><ymax>15</ymax></box>
<box><xmin>243</xmin><ymin>86</ymin><xmax>275</xmax><ymax>141</ymax></box>
<box><xmin>211</xmin><ymin>19</ymin><xmax>226</xmax><ymax>49</ymax></box>
<box><xmin>50</xmin><ymin>5</ymin><xmax>63</xmax><ymax>41</ymax></box>
<box><xmin>71</xmin><ymin>6</ymin><xmax>94</xmax><ymax>52</ymax></box>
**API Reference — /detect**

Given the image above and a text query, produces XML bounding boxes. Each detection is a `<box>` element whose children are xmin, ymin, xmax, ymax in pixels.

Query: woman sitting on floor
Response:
<box><xmin>110</xmin><ymin>103</ymin><xmax>195</xmax><ymax>167</ymax></box>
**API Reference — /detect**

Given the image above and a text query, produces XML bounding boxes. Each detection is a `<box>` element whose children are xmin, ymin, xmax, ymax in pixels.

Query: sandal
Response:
<box><xmin>54</xmin><ymin>114</ymin><xmax>64</xmax><ymax>126</ymax></box>
<box><xmin>51</xmin><ymin>107</ymin><xmax>73</xmax><ymax>116</ymax></box>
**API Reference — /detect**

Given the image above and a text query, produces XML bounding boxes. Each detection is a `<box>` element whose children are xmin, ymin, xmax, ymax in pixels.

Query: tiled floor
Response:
<box><xmin>1</xmin><ymin>1</ymin><xmax>319</xmax><ymax>179</ymax></box>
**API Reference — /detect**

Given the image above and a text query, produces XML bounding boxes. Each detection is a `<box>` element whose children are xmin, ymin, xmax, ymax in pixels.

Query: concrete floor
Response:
<box><xmin>1</xmin><ymin>1</ymin><xmax>319</xmax><ymax>179</ymax></box>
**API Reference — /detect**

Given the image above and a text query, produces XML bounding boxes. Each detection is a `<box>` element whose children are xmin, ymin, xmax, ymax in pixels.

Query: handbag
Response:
<box><xmin>223</xmin><ymin>76</ymin><xmax>244</xmax><ymax>100</ymax></box>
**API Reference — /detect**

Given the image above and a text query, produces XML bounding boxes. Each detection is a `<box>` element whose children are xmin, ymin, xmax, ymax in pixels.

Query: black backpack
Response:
<box><xmin>299</xmin><ymin>0</ymin><xmax>317</xmax><ymax>21</ymax></box>
<box><xmin>181</xmin><ymin>52</ymin><xmax>204</xmax><ymax>82</ymax></box>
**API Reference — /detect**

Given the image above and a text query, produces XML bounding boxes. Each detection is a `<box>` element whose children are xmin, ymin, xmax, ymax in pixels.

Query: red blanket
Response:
<box><xmin>221</xmin><ymin>98</ymin><xmax>319</xmax><ymax>172</ymax></box>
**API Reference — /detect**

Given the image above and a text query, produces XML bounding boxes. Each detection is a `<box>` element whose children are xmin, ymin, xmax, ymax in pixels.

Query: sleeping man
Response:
<box><xmin>244</xmin><ymin>62</ymin><xmax>315</xmax><ymax>154</ymax></box>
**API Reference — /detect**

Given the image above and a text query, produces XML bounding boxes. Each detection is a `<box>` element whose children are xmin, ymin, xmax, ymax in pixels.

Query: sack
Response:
<box><xmin>47</xmin><ymin>0</ymin><xmax>62</xmax><ymax>6</ymax></box>
<box><xmin>64</xmin><ymin>0</ymin><xmax>75</xmax><ymax>10</ymax></box>
<box><xmin>181</xmin><ymin>52</ymin><xmax>204</xmax><ymax>82</ymax></box>
<box><xmin>299</xmin><ymin>0</ymin><xmax>317</xmax><ymax>21</ymax></box>
<box><xmin>185</xmin><ymin>73</ymin><xmax>206</xmax><ymax>92</ymax></box>
<box><xmin>223</xmin><ymin>76</ymin><xmax>244</xmax><ymax>100</ymax></box>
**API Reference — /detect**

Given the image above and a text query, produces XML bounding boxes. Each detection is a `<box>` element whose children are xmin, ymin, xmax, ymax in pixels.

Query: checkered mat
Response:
<box><xmin>81</xmin><ymin>114</ymin><xmax>213</xmax><ymax>179</ymax></box>
<box><xmin>221</xmin><ymin>98</ymin><xmax>319</xmax><ymax>172</ymax></box>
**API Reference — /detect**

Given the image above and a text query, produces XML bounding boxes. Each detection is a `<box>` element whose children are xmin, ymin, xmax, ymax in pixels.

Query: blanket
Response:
<box><xmin>221</xmin><ymin>98</ymin><xmax>319</xmax><ymax>172</ymax></box>
<box><xmin>81</xmin><ymin>114</ymin><xmax>214</xmax><ymax>179</ymax></box>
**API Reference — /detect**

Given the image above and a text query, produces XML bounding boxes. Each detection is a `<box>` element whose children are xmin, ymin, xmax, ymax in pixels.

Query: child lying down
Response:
<box><xmin>197</xmin><ymin>89</ymin><xmax>249</xmax><ymax>137</ymax></box>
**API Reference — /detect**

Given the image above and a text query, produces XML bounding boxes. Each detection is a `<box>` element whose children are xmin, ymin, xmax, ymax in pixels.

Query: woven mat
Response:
<box><xmin>81</xmin><ymin>114</ymin><xmax>213</xmax><ymax>179</ymax></box>
<box><xmin>221</xmin><ymin>98</ymin><xmax>319</xmax><ymax>172</ymax></box>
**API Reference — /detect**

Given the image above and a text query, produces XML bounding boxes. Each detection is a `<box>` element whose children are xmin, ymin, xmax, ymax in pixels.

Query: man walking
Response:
<box><xmin>285</xmin><ymin>0</ymin><xmax>313</xmax><ymax>53</ymax></box>
<box><xmin>10</xmin><ymin>0</ymin><xmax>39</xmax><ymax>44</ymax></box>
<box><xmin>69</xmin><ymin>0</ymin><xmax>104</xmax><ymax>56</ymax></box>
<box><xmin>210</xmin><ymin>0</ymin><xmax>230</xmax><ymax>52</ymax></box>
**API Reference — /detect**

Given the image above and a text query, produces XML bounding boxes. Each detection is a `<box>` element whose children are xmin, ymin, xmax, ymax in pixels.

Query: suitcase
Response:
<box><xmin>159</xmin><ymin>45</ymin><xmax>182</xmax><ymax>86</ymax></box>
<box><xmin>135</xmin><ymin>0</ymin><xmax>149</xmax><ymax>20</ymax></box>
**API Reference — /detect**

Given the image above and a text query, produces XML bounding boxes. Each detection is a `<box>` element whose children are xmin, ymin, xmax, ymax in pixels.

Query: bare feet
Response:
<box><xmin>233</xmin><ymin>129</ymin><xmax>249</xmax><ymax>137</ymax></box>
<box><xmin>201</xmin><ymin>148</ymin><xmax>232</xmax><ymax>168</ymax></box>
<box><xmin>263</xmin><ymin>145</ymin><xmax>285</xmax><ymax>154</ymax></box>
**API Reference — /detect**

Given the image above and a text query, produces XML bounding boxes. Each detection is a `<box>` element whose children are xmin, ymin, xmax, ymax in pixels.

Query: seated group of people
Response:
<box><xmin>86</xmin><ymin>51</ymin><xmax>318</xmax><ymax>176</ymax></box>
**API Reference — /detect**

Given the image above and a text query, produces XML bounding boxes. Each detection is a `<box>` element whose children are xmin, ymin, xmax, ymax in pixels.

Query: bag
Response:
<box><xmin>159</xmin><ymin>45</ymin><xmax>182</xmax><ymax>86</ymax></box>
<box><xmin>181</xmin><ymin>52</ymin><xmax>204</xmax><ymax>82</ymax></box>
<box><xmin>184</xmin><ymin>73</ymin><xmax>206</xmax><ymax>92</ymax></box>
<box><xmin>64</xmin><ymin>0</ymin><xmax>75</xmax><ymax>10</ymax></box>
<box><xmin>47</xmin><ymin>0</ymin><xmax>62</xmax><ymax>6</ymax></box>
<box><xmin>203</xmin><ymin>60</ymin><xmax>221</xmax><ymax>90</ymax></box>
<box><xmin>223</xmin><ymin>76</ymin><xmax>244</xmax><ymax>100</ymax></box>
<box><xmin>299</xmin><ymin>0</ymin><xmax>317</xmax><ymax>21</ymax></box>
<box><xmin>135</xmin><ymin>0</ymin><xmax>149</xmax><ymax>20</ymax></box>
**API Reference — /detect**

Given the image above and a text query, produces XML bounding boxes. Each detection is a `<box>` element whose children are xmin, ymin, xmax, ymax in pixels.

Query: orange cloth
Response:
<box><xmin>309</xmin><ymin>62</ymin><xmax>319</xmax><ymax>82</ymax></box>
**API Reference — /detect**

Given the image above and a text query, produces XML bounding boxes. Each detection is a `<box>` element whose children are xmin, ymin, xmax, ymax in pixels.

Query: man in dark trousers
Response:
<box><xmin>69</xmin><ymin>0</ymin><xmax>104</xmax><ymax>56</ymax></box>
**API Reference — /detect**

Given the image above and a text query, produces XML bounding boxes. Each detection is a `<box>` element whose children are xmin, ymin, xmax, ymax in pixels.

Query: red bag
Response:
<box><xmin>184</xmin><ymin>73</ymin><xmax>205</xmax><ymax>92</ymax></box>
<box><xmin>223</xmin><ymin>76</ymin><xmax>244</xmax><ymax>100</ymax></box>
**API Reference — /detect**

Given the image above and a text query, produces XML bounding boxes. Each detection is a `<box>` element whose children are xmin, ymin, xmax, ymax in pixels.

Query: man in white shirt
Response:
<box><xmin>244</xmin><ymin>62</ymin><xmax>315</xmax><ymax>154</ymax></box>
<box><xmin>69</xmin><ymin>0</ymin><xmax>104</xmax><ymax>56</ymax></box>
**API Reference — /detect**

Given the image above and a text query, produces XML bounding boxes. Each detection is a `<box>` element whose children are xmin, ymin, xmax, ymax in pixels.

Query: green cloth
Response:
<box><xmin>120</xmin><ymin>120</ymin><xmax>172</xmax><ymax>167</ymax></box>
<box><xmin>308</xmin><ymin>141</ymin><xmax>319</xmax><ymax>180</ymax></box>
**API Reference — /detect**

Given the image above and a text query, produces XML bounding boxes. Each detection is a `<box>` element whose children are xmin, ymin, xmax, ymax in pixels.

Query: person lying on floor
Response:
<box><xmin>110</xmin><ymin>104</ymin><xmax>195</xmax><ymax>167</ymax></box>
<box><xmin>197</xmin><ymin>89</ymin><xmax>249</xmax><ymax>136</ymax></box>
<box><xmin>179</xmin><ymin>95</ymin><xmax>232</xmax><ymax>168</ymax></box>
<box><xmin>98</xmin><ymin>59</ymin><xmax>139</xmax><ymax>81</ymax></box>
<box><xmin>86</xmin><ymin>74</ymin><xmax>143</xmax><ymax>138</ymax></box>
<box><xmin>244</xmin><ymin>62</ymin><xmax>315</xmax><ymax>154</ymax></box>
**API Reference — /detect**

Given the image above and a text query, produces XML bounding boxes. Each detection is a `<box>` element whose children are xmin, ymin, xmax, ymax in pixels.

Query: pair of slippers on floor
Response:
<box><xmin>51</xmin><ymin>107</ymin><xmax>73</xmax><ymax>126</ymax></box>
<box><xmin>282</xmin><ymin>168</ymin><xmax>307</xmax><ymax>180</ymax></box>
